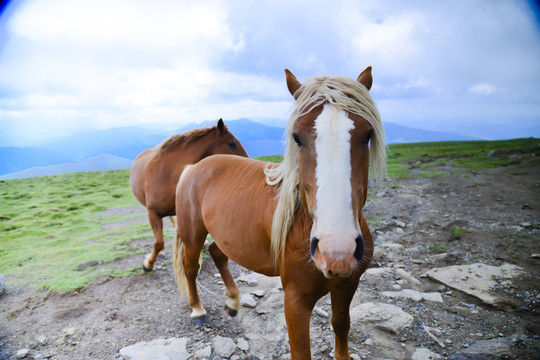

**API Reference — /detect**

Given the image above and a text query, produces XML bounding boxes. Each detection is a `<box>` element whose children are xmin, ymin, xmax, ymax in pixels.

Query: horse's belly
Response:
<box><xmin>212</xmin><ymin>233</ymin><xmax>279</xmax><ymax>277</ymax></box>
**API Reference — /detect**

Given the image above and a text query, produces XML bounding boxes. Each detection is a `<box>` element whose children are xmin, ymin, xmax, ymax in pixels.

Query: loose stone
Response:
<box><xmin>240</xmin><ymin>293</ymin><xmax>257</xmax><ymax>308</ymax></box>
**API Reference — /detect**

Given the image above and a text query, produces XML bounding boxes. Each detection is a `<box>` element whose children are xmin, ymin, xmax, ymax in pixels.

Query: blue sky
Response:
<box><xmin>1</xmin><ymin>0</ymin><xmax>539</xmax><ymax>146</ymax></box>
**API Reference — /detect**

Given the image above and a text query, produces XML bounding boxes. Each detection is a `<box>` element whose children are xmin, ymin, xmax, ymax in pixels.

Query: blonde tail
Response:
<box><xmin>173</xmin><ymin>231</ymin><xmax>189</xmax><ymax>298</ymax></box>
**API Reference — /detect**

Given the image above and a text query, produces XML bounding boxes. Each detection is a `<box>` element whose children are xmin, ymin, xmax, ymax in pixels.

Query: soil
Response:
<box><xmin>1</xmin><ymin>158</ymin><xmax>539</xmax><ymax>359</ymax></box>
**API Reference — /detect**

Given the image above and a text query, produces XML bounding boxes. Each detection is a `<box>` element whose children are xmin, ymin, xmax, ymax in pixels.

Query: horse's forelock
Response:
<box><xmin>295</xmin><ymin>76</ymin><xmax>386</xmax><ymax>177</ymax></box>
<box><xmin>265</xmin><ymin>74</ymin><xmax>387</xmax><ymax>262</ymax></box>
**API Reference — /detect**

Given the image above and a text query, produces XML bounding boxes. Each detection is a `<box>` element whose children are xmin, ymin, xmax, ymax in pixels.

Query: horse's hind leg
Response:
<box><xmin>208</xmin><ymin>242</ymin><xmax>240</xmax><ymax>317</ymax></box>
<box><xmin>182</xmin><ymin>229</ymin><xmax>208</xmax><ymax>325</ymax></box>
<box><xmin>143</xmin><ymin>209</ymin><xmax>164</xmax><ymax>272</ymax></box>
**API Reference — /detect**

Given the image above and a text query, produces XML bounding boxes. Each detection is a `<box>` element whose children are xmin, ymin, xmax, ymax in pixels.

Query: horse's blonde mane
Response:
<box><xmin>264</xmin><ymin>75</ymin><xmax>387</xmax><ymax>262</ymax></box>
<box><xmin>155</xmin><ymin>125</ymin><xmax>219</xmax><ymax>155</ymax></box>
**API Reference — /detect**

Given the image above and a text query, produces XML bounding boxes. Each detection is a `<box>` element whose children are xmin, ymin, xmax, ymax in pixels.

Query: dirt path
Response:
<box><xmin>1</xmin><ymin>162</ymin><xmax>539</xmax><ymax>359</ymax></box>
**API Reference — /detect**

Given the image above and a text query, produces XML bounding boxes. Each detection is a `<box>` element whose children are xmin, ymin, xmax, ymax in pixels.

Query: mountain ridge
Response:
<box><xmin>0</xmin><ymin>119</ymin><xmax>482</xmax><ymax>179</ymax></box>
<box><xmin>0</xmin><ymin>154</ymin><xmax>133</xmax><ymax>180</ymax></box>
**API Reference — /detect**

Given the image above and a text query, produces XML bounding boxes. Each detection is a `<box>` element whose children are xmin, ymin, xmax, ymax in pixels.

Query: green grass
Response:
<box><xmin>429</xmin><ymin>244</ymin><xmax>452</xmax><ymax>253</ymax></box>
<box><xmin>386</xmin><ymin>138</ymin><xmax>540</xmax><ymax>178</ymax></box>
<box><xmin>419</xmin><ymin>171</ymin><xmax>449</xmax><ymax>178</ymax></box>
<box><xmin>0</xmin><ymin>169</ymin><xmax>150</xmax><ymax>292</ymax></box>
<box><xmin>367</xmin><ymin>217</ymin><xmax>390</xmax><ymax>227</ymax></box>
<box><xmin>0</xmin><ymin>138</ymin><xmax>537</xmax><ymax>293</ymax></box>
<box><xmin>452</xmin><ymin>227</ymin><xmax>467</xmax><ymax>237</ymax></box>
<box><xmin>257</xmin><ymin>155</ymin><xmax>283</xmax><ymax>163</ymax></box>
<box><xmin>259</xmin><ymin>138</ymin><xmax>540</xmax><ymax>178</ymax></box>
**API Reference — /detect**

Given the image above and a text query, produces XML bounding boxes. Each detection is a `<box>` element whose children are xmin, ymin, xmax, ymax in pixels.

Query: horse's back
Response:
<box><xmin>176</xmin><ymin>155</ymin><xmax>279</xmax><ymax>275</ymax></box>
<box><xmin>176</xmin><ymin>155</ymin><xmax>272</xmax><ymax>219</ymax></box>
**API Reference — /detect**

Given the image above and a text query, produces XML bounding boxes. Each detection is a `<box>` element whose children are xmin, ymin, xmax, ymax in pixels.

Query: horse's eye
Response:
<box><xmin>292</xmin><ymin>133</ymin><xmax>302</xmax><ymax>147</ymax></box>
<box><xmin>228</xmin><ymin>142</ymin><xmax>236</xmax><ymax>148</ymax></box>
<box><xmin>363</xmin><ymin>130</ymin><xmax>373</xmax><ymax>145</ymax></box>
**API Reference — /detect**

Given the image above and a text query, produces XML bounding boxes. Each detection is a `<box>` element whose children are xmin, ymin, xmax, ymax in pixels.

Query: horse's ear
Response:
<box><xmin>357</xmin><ymin>66</ymin><xmax>373</xmax><ymax>91</ymax></box>
<box><xmin>285</xmin><ymin>68</ymin><xmax>302</xmax><ymax>99</ymax></box>
<box><xmin>217</xmin><ymin>118</ymin><xmax>225</xmax><ymax>133</ymax></box>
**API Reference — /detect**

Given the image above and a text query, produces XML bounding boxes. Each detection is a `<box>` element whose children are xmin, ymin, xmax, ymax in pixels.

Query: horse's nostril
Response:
<box><xmin>310</xmin><ymin>237</ymin><xmax>319</xmax><ymax>257</ymax></box>
<box><xmin>354</xmin><ymin>235</ymin><xmax>364</xmax><ymax>262</ymax></box>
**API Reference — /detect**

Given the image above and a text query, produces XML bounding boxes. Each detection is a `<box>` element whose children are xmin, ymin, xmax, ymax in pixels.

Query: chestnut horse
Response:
<box><xmin>173</xmin><ymin>68</ymin><xmax>386</xmax><ymax>359</ymax></box>
<box><xmin>129</xmin><ymin>119</ymin><xmax>248</xmax><ymax>271</ymax></box>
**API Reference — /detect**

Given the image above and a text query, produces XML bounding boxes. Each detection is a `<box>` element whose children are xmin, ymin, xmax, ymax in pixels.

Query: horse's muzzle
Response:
<box><xmin>310</xmin><ymin>235</ymin><xmax>364</xmax><ymax>278</ymax></box>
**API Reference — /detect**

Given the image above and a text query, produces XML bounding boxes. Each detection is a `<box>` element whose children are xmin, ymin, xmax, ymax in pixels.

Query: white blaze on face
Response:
<box><xmin>312</xmin><ymin>104</ymin><xmax>358</xmax><ymax>258</ymax></box>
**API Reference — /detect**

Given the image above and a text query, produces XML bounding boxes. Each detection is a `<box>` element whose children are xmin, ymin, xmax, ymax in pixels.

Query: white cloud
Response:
<box><xmin>349</xmin><ymin>12</ymin><xmax>423</xmax><ymax>68</ymax></box>
<box><xmin>0</xmin><ymin>0</ymin><xmax>539</xmax><ymax>146</ymax></box>
<box><xmin>0</xmin><ymin>0</ymin><xmax>288</xmax><ymax>137</ymax></box>
<box><xmin>344</xmin><ymin>1</ymin><xmax>540</xmax><ymax>98</ymax></box>
<box><xmin>10</xmin><ymin>0</ymin><xmax>237</xmax><ymax>51</ymax></box>
<box><xmin>468</xmin><ymin>83</ymin><xmax>497</xmax><ymax>95</ymax></box>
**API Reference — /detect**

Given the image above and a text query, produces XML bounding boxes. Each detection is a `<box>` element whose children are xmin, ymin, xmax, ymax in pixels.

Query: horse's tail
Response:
<box><xmin>173</xmin><ymin>231</ymin><xmax>189</xmax><ymax>298</ymax></box>
<box><xmin>168</xmin><ymin>216</ymin><xmax>176</xmax><ymax>229</ymax></box>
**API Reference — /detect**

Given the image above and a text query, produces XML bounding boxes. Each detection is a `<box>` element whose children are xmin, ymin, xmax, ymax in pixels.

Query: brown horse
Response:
<box><xmin>129</xmin><ymin>119</ymin><xmax>248</xmax><ymax>271</ymax></box>
<box><xmin>173</xmin><ymin>68</ymin><xmax>386</xmax><ymax>359</ymax></box>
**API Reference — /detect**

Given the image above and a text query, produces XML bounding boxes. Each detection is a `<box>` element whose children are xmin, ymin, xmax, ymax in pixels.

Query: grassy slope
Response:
<box><xmin>0</xmin><ymin>170</ymin><xmax>149</xmax><ymax>291</ymax></box>
<box><xmin>0</xmin><ymin>138</ymin><xmax>538</xmax><ymax>292</ymax></box>
<box><xmin>387</xmin><ymin>138</ymin><xmax>540</xmax><ymax>177</ymax></box>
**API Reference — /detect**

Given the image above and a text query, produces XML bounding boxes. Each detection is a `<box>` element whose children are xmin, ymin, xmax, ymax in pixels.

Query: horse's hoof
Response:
<box><xmin>225</xmin><ymin>305</ymin><xmax>238</xmax><ymax>317</ymax></box>
<box><xmin>142</xmin><ymin>264</ymin><xmax>153</xmax><ymax>273</ymax></box>
<box><xmin>191</xmin><ymin>315</ymin><xmax>207</xmax><ymax>326</ymax></box>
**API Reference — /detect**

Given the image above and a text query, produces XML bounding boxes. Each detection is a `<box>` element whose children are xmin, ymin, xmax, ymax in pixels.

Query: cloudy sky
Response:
<box><xmin>0</xmin><ymin>0</ymin><xmax>539</xmax><ymax>146</ymax></box>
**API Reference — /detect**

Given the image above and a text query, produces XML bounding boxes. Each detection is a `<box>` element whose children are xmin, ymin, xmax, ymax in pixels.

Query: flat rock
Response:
<box><xmin>350</xmin><ymin>302</ymin><xmax>414</xmax><ymax>334</ymax></box>
<box><xmin>430</xmin><ymin>253</ymin><xmax>451</xmax><ymax>267</ymax></box>
<box><xmin>36</xmin><ymin>335</ymin><xmax>47</xmax><ymax>345</ymax></box>
<box><xmin>412</xmin><ymin>347</ymin><xmax>443</xmax><ymax>360</ymax></box>
<box><xmin>425</xmin><ymin>263</ymin><xmax>522</xmax><ymax>305</ymax></box>
<box><xmin>212</xmin><ymin>336</ymin><xmax>236</xmax><ymax>358</ymax></box>
<box><xmin>119</xmin><ymin>337</ymin><xmax>190</xmax><ymax>360</ymax></box>
<box><xmin>251</xmin><ymin>289</ymin><xmax>265</xmax><ymax>297</ymax></box>
<box><xmin>382</xmin><ymin>289</ymin><xmax>443</xmax><ymax>303</ymax></box>
<box><xmin>240</xmin><ymin>293</ymin><xmax>257</xmax><ymax>308</ymax></box>
<box><xmin>16</xmin><ymin>349</ymin><xmax>29</xmax><ymax>359</ymax></box>
<box><xmin>362</xmin><ymin>267</ymin><xmax>421</xmax><ymax>287</ymax></box>
<box><xmin>372</xmin><ymin>243</ymin><xmax>404</xmax><ymax>263</ymax></box>
<box><xmin>237</xmin><ymin>337</ymin><xmax>249</xmax><ymax>351</ymax></box>
<box><xmin>458</xmin><ymin>336</ymin><xmax>519</xmax><ymax>357</ymax></box>
<box><xmin>195</xmin><ymin>346</ymin><xmax>211</xmax><ymax>359</ymax></box>
<box><xmin>448</xmin><ymin>354</ymin><xmax>504</xmax><ymax>360</ymax></box>
<box><xmin>237</xmin><ymin>274</ymin><xmax>258</xmax><ymax>286</ymax></box>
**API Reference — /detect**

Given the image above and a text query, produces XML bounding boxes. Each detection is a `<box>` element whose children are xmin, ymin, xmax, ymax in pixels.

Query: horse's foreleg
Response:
<box><xmin>208</xmin><ymin>242</ymin><xmax>240</xmax><ymax>317</ymax></box>
<box><xmin>143</xmin><ymin>210</ymin><xmax>164</xmax><ymax>271</ymax></box>
<box><xmin>284</xmin><ymin>288</ymin><xmax>317</xmax><ymax>360</ymax></box>
<box><xmin>330</xmin><ymin>280</ymin><xmax>360</xmax><ymax>360</ymax></box>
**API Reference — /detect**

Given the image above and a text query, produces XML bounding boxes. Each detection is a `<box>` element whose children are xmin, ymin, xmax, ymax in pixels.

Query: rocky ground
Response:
<box><xmin>0</xmin><ymin>157</ymin><xmax>539</xmax><ymax>359</ymax></box>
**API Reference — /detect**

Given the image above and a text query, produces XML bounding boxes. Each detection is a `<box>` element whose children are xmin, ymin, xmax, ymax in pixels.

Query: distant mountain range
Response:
<box><xmin>0</xmin><ymin>154</ymin><xmax>133</xmax><ymax>180</ymax></box>
<box><xmin>0</xmin><ymin>119</ymin><xmax>481</xmax><ymax>179</ymax></box>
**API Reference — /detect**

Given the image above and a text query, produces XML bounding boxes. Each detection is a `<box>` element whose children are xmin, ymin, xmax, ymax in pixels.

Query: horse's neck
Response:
<box><xmin>291</xmin><ymin>202</ymin><xmax>313</xmax><ymax>237</ymax></box>
<box><xmin>162</xmin><ymin>137</ymin><xmax>213</xmax><ymax>163</ymax></box>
